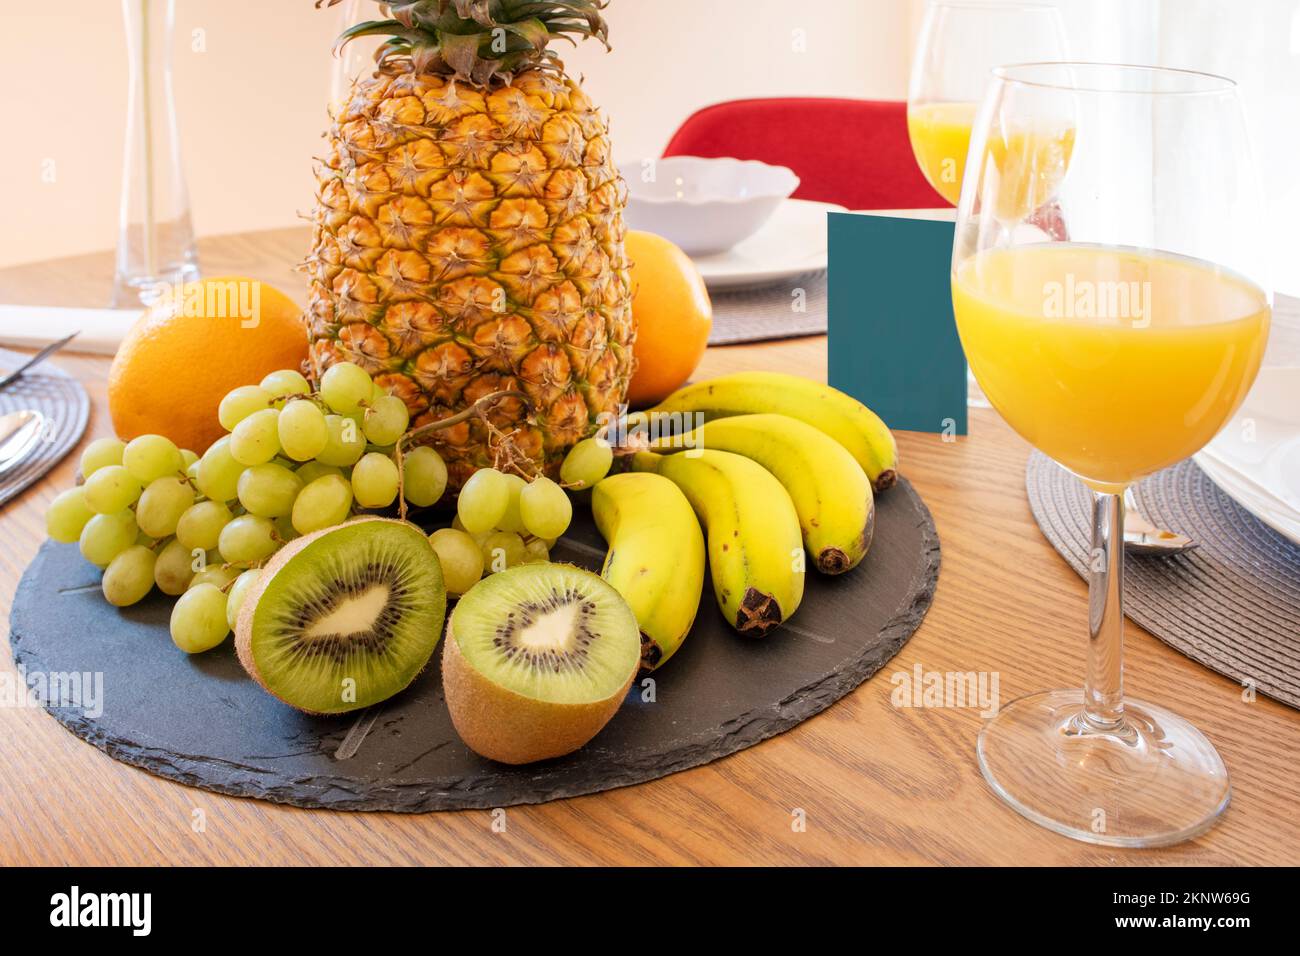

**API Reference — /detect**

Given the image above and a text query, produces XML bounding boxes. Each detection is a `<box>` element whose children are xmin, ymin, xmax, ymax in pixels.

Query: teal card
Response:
<box><xmin>827</xmin><ymin>213</ymin><xmax>966</xmax><ymax>435</ymax></box>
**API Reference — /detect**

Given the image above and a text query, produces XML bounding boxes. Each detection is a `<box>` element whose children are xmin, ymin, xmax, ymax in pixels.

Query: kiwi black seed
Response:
<box><xmin>235</xmin><ymin>517</ymin><xmax>446</xmax><ymax>715</ymax></box>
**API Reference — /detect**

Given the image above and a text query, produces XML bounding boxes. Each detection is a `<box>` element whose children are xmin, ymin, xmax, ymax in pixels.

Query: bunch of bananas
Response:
<box><xmin>591</xmin><ymin>372</ymin><xmax>898</xmax><ymax>670</ymax></box>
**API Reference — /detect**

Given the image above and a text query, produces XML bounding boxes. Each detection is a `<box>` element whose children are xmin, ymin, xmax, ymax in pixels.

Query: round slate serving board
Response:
<box><xmin>9</xmin><ymin>478</ymin><xmax>939</xmax><ymax>812</ymax></box>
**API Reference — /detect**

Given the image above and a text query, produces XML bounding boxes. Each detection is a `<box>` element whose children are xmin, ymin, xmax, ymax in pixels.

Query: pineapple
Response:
<box><xmin>308</xmin><ymin>0</ymin><xmax>633</xmax><ymax>488</ymax></box>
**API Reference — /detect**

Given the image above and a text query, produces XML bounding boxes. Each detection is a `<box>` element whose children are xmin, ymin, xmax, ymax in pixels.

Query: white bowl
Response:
<box><xmin>620</xmin><ymin>156</ymin><xmax>800</xmax><ymax>255</ymax></box>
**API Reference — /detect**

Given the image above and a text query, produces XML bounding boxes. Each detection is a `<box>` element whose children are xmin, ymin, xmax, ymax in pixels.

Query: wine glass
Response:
<box><xmin>952</xmin><ymin>63</ymin><xmax>1271</xmax><ymax>846</ymax></box>
<box><xmin>907</xmin><ymin>1</ymin><xmax>1068</xmax><ymax>207</ymax></box>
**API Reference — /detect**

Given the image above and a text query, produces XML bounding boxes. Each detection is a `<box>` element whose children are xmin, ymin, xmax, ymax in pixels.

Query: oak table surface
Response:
<box><xmin>0</xmin><ymin>229</ymin><xmax>1296</xmax><ymax>867</ymax></box>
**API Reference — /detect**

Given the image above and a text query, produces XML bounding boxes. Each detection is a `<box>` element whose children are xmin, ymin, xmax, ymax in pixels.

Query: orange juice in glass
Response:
<box><xmin>953</xmin><ymin>244</ymin><xmax>1269</xmax><ymax>492</ymax></box>
<box><xmin>954</xmin><ymin>63</ymin><xmax>1271</xmax><ymax>848</ymax></box>
<box><xmin>907</xmin><ymin>2</ymin><xmax>1067</xmax><ymax>207</ymax></box>
<box><xmin>907</xmin><ymin>101</ymin><xmax>977</xmax><ymax>205</ymax></box>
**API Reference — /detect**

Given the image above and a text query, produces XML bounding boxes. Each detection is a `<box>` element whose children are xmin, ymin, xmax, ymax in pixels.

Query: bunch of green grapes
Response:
<box><xmin>45</xmin><ymin>362</ymin><xmax>449</xmax><ymax>654</ymax></box>
<box><xmin>425</xmin><ymin>433</ymin><xmax>615</xmax><ymax>597</ymax></box>
<box><xmin>429</xmin><ymin>461</ymin><xmax>585</xmax><ymax>597</ymax></box>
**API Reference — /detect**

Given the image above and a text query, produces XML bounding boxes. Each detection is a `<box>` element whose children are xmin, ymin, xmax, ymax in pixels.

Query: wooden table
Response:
<box><xmin>1</xmin><ymin>229</ymin><xmax>1297</xmax><ymax>866</ymax></box>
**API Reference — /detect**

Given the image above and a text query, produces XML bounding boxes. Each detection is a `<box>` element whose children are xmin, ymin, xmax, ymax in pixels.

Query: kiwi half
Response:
<box><xmin>443</xmin><ymin>563</ymin><xmax>640</xmax><ymax>765</ymax></box>
<box><xmin>235</xmin><ymin>517</ymin><xmax>446</xmax><ymax>715</ymax></box>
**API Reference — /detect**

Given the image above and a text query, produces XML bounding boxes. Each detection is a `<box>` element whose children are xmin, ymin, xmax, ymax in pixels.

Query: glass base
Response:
<box><xmin>112</xmin><ymin>262</ymin><xmax>200</xmax><ymax>309</ymax></box>
<box><xmin>977</xmin><ymin>690</ymin><xmax>1230</xmax><ymax>848</ymax></box>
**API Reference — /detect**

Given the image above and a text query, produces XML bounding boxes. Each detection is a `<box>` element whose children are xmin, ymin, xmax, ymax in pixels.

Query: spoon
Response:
<box><xmin>0</xmin><ymin>410</ymin><xmax>45</xmax><ymax>479</ymax></box>
<box><xmin>1123</xmin><ymin>487</ymin><xmax>1196</xmax><ymax>556</ymax></box>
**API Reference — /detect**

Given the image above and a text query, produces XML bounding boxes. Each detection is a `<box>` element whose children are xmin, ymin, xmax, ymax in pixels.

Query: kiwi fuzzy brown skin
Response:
<box><xmin>234</xmin><ymin>516</ymin><xmax>440</xmax><ymax>716</ymax></box>
<box><xmin>442</xmin><ymin>624</ymin><xmax>635</xmax><ymax>765</ymax></box>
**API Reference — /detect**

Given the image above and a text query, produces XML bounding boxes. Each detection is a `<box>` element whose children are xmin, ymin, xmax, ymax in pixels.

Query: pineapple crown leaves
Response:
<box><xmin>317</xmin><ymin>0</ymin><xmax>610</xmax><ymax>87</ymax></box>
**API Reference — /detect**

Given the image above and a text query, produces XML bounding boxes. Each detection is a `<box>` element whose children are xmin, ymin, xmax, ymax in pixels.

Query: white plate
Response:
<box><xmin>1194</xmin><ymin>451</ymin><xmax>1300</xmax><ymax>546</ymax></box>
<box><xmin>1195</xmin><ymin>365</ymin><xmax>1300</xmax><ymax>545</ymax></box>
<box><xmin>692</xmin><ymin>199</ymin><xmax>845</xmax><ymax>291</ymax></box>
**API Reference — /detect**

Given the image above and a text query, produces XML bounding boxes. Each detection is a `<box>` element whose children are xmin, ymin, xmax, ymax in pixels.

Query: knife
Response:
<box><xmin>0</xmin><ymin>332</ymin><xmax>80</xmax><ymax>391</ymax></box>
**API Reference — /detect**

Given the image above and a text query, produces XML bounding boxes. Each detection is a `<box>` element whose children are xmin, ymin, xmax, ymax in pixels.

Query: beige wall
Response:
<box><xmin>1</xmin><ymin>0</ymin><xmax>912</xmax><ymax>270</ymax></box>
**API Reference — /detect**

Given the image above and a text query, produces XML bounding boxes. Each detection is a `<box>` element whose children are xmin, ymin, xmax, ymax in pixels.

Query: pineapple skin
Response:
<box><xmin>306</xmin><ymin>68</ymin><xmax>634</xmax><ymax>490</ymax></box>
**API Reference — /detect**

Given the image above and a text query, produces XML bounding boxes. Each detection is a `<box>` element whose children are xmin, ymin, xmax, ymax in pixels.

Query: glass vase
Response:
<box><xmin>113</xmin><ymin>0</ymin><xmax>199</xmax><ymax>307</ymax></box>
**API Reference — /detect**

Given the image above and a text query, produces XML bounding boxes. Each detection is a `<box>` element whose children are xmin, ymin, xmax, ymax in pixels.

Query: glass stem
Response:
<box><xmin>1085</xmin><ymin>491</ymin><xmax>1125</xmax><ymax>728</ymax></box>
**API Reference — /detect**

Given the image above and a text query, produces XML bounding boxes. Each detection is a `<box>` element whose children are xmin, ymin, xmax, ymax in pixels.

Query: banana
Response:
<box><xmin>649</xmin><ymin>413</ymin><xmax>874</xmax><ymax>574</ymax></box>
<box><xmin>592</xmin><ymin>473</ymin><xmax>706</xmax><ymax>670</ymax></box>
<box><xmin>640</xmin><ymin>371</ymin><xmax>899</xmax><ymax>492</ymax></box>
<box><xmin>631</xmin><ymin>450</ymin><xmax>804</xmax><ymax>637</ymax></box>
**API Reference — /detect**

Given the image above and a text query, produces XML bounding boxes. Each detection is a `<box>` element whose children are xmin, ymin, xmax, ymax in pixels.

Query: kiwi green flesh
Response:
<box><xmin>451</xmin><ymin>563</ymin><xmax>640</xmax><ymax>706</ymax></box>
<box><xmin>248</xmin><ymin>521</ymin><xmax>446</xmax><ymax>714</ymax></box>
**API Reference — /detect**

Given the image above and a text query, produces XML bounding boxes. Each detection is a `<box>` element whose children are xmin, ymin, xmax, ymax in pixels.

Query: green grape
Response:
<box><xmin>260</xmin><ymin>368</ymin><xmax>312</xmax><ymax>401</ymax></box>
<box><xmin>186</xmin><ymin>459</ymin><xmax>201</xmax><ymax>482</ymax></box>
<box><xmin>522</xmin><ymin>537</ymin><xmax>550</xmax><ymax>564</ymax></box>
<box><xmin>226</xmin><ymin>568</ymin><xmax>261</xmax><ymax>630</ymax></box>
<box><xmin>218</xmin><ymin>385</ymin><xmax>272</xmax><ymax>431</ymax></box>
<box><xmin>457</xmin><ymin>468</ymin><xmax>510</xmax><ymax>534</ymax></box>
<box><xmin>370</xmin><ymin>381</ymin><xmax>388</xmax><ymax>403</ymax></box>
<box><xmin>180</xmin><ymin>448</ymin><xmax>199</xmax><ymax>468</ymax></box>
<box><xmin>46</xmin><ymin>486</ymin><xmax>95</xmax><ymax>543</ymax></box>
<box><xmin>351</xmin><ymin>453</ymin><xmax>399</xmax><ymax>509</ymax></box>
<box><xmin>294</xmin><ymin>460</ymin><xmax>343</xmax><ymax>485</ymax></box>
<box><xmin>428</xmin><ymin>528</ymin><xmax>485</xmax><ymax>595</ymax></box>
<box><xmin>154</xmin><ymin>538</ymin><xmax>197</xmax><ymax>595</ymax></box>
<box><xmin>496</xmin><ymin>473</ymin><xmax>528</xmax><ymax>534</ymax></box>
<box><xmin>136</xmin><ymin>476</ymin><xmax>197</xmax><ymax>538</ymax></box>
<box><xmin>79</xmin><ymin>510</ymin><xmax>138</xmax><ymax>568</ymax></box>
<box><xmin>176</xmin><ymin>500</ymin><xmax>232</xmax><ymax>551</ymax></box>
<box><xmin>481</xmin><ymin>531</ymin><xmax>526</xmax><ymax>573</ymax></box>
<box><xmin>451</xmin><ymin>513</ymin><xmax>491</xmax><ymax>546</ymax></box>
<box><xmin>102</xmin><ymin>545</ymin><xmax>157</xmax><ymax>607</ymax></box>
<box><xmin>189</xmin><ymin>563</ymin><xmax>239</xmax><ymax>590</ymax></box>
<box><xmin>230</xmin><ymin>408</ymin><xmax>281</xmax><ymax>466</ymax></box>
<box><xmin>170</xmin><ymin>583</ymin><xmax>230</xmax><ymax>654</ymax></box>
<box><xmin>291</xmin><ymin>474</ymin><xmax>353</xmax><ymax>535</ymax></box>
<box><xmin>317</xmin><ymin>414</ymin><xmax>366</xmax><ymax>467</ymax></box>
<box><xmin>196</xmin><ymin>436</ymin><xmax>244</xmax><ymax>502</ymax></box>
<box><xmin>80</xmin><ymin>436</ymin><xmax>126</xmax><ymax>477</ymax></box>
<box><xmin>320</xmin><ymin>361</ymin><xmax>373</xmax><ymax>415</ymax></box>
<box><xmin>123</xmin><ymin>434</ymin><xmax>184</xmax><ymax>484</ymax></box>
<box><xmin>560</xmin><ymin>436</ymin><xmax>614</xmax><ymax>489</ymax></box>
<box><xmin>362</xmin><ymin>394</ymin><xmax>410</xmax><ymax>446</ymax></box>
<box><xmin>277</xmin><ymin>399</ymin><xmax>329</xmax><ymax>461</ymax></box>
<box><xmin>519</xmin><ymin>476</ymin><xmax>573</xmax><ymax>540</ymax></box>
<box><xmin>82</xmin><ymin>464</ymin><xmax>142</xmax><ymax>514</ymax></box>
<box><xmin>237</xmin><ymin>462</ymin><xmax>302</xmax><ymax>518</ymax></box>
<box><xmin>402</xmin><ymin>445</ymin><xmax>447</xmax><ymax>507</ymax></box>
<box><xmin>218</xmin><ymin>514</ymin><xmax>280</xmax><ymax>564</ymax></box>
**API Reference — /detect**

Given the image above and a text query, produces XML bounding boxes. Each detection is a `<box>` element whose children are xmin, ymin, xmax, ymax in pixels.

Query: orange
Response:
<box><xmin>108</xmin><ymin>277</ymin><xmax>307</xmax><ymax>453</ymax></box>
<box><xmin>625</xmin><ymin>231</ymin><xmax>713</xmax><ymax>408</ymax></box>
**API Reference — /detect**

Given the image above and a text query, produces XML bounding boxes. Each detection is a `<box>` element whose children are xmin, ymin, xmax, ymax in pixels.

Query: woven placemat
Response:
<box><xmin>1026</xmin><ymin>451</ymin><xmax>1300</xmax><ymax>710</ymax></box>
<box><xmin>708</xmin><ymin>271</ymin><xmax>827</xmax><ymax>346</ymax></box>
<box><xmin>0</xmin><ymin>348</ymin><xmax>90</xmax><ymax>508</ymax></box>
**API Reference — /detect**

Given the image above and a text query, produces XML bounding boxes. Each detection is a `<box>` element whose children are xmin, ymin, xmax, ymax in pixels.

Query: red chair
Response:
<box><xmin>663</xmin><ymin>97</ymin><xmax>947</xmax><ymax>211</ymax></box>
